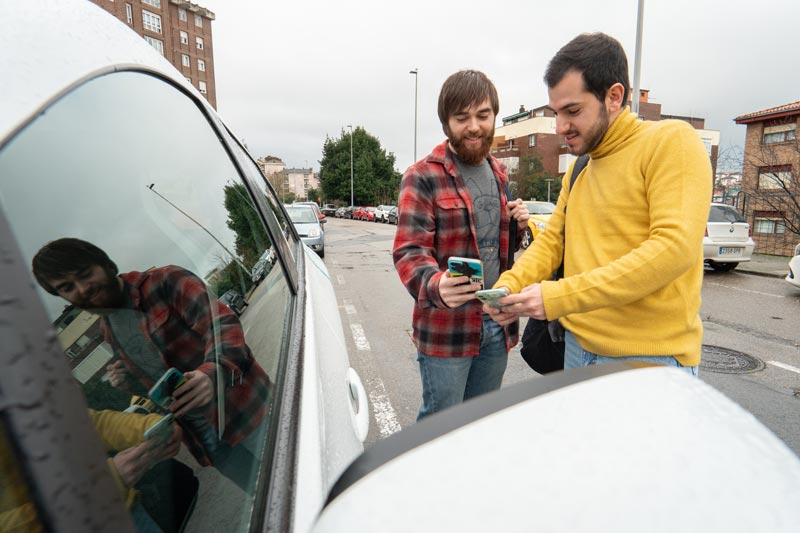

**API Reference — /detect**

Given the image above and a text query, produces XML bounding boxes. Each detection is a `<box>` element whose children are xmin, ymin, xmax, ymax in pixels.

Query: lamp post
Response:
<box><xmin>409</xmin><ymin>68</ymin><xmax>418</xmax><ymax>163</ymax></box>
<box><xmin>347</xmin><ymin>124</ymin><xmax>354</xmax><ymax>206</ymax></box>
<box><xmin>545</xmin><ymin>178</ymin><xmax>554</xmax><ymax>203</ymax></box>
<box><xmin>631</xmin><ymin>0</ymin><xmax>645</xmax><ymax>115</ymax></box>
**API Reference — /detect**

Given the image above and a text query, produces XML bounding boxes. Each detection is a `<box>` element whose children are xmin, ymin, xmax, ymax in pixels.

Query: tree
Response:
<box><xmin>223</xmin><ymin>182</ymin><xmax>271</xmax><ymax>267</ymax></box>
<box><xmin>306</xmin><ymin>187</ymin><xmax>321</xmax><ymax>204</ymax></box>
<box><xmin>743</xmin><ymin>137</ymin><xmax>800</xmax><ymax>238</ymax></box>
<box><xmin>510</xmin><ymin>154</ymin><xmax>559</xmax><ymax>202</ymax></box>
<box><xmin>319</xmin><ymin>126</ymin><xmax>402</xmax><ymax>205</ymax></box>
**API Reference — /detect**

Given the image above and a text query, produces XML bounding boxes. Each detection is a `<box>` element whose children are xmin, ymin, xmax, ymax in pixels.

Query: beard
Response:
<box><xmin>567</xmin><ymin>106</ymin><xmax>609</xmax><ymax>156</ymax></box>
<box><xmin>448</xmin><ymin>126</ymin><xmax>495</xmax><ymax>165</ymax></box>
<box><xmin>75</xmin><ymin>270</ymin><xmax>124</xmax><ymax>310</ymax></box>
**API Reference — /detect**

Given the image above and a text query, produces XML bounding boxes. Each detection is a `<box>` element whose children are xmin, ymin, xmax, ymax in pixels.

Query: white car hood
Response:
<box><xmin>314</xmin><ymin>365</ymin><xmax>800</xmax><ymax>533</ymax></box>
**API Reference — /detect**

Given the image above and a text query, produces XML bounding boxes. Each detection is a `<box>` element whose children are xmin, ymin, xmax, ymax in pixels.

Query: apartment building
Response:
<box><xmin>90</xmin><ymin>0</ymin><xmax>217</xmax><ymax>108</ymax></box>
<box><xmin>734</xmin><ymin>101</ymin><xmax>800</xmax><ymax>256</ymax></box>
<box><xmin>285</xmin><ymin>168</ymin><xmax>321</xmax><ymax>200</ymax></box>
<box><xmin>492</xmin><ymin>90</ymin><xmax>719</xmax><ymax>179</ymax></box>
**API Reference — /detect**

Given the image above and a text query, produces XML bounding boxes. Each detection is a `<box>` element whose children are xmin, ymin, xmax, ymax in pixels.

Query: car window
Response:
<box><xmin>286</xmin><ymin>206</ymin><xmax>318</xmax><ymax>224</ymax></box>
<box><xmin>709</xmin><ymin>205</ymin><xmax>746</xmax><ymax>223</ymax></box>
<box><xmin>0</xmin><ymin>71</ymin><xmax>293</xmax><ymax>532</ymax></box>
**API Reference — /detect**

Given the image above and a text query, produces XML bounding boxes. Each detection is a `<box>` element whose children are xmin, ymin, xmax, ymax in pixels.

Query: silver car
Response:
<box><xmin>286</xmin><ymin>205</ymin><xmax>325</xmax><ymax>258</ymax></box>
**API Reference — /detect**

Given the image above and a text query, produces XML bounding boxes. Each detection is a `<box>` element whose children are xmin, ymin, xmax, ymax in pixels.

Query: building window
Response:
<box><xmin>181</xmin><ymin>54</ymin><xmax>190</xmax><ymax>67</ymax></box>
<box><xmin>753</xmin><ymin>211</ymin><xmax>786</xmax><ymax>234</ymax></box>
<box><xmin>195</xmin><ymin>14</ymin><xmax>203</xmax><ymax>27</ymax></box>
<box><xmin>141</xmin><ymin>0</ymin><xmax>160</xmax><ymax>7</ymax></box>
<box><xmin>180</xmin><ymin>30</ymin><xmax>188</xmax><ymax>45</ymax></box>
<box><xmin>197</xmin><ymin>59</ymin><xmax>205</xmax><ymax>72</ymax></box>
<box><xmin>143</xmin><ymin>36</ymin><xmax>164</xmax><ymax>56</ymax></box>
<box><xmin>141</xmin><ymin>10</ymin><xmax>162</xmax><ymax>33</ymax></box>
<box><xmin>528</xmin><ymin>134</ymin><xmax>536</xmax><ymax>147</ymax></box>
<box><xmin>558</xmin><ymin>153</ymin><xmax>577</xmax><ymax>173</ymax></box>
<box><xmin>199</xmin><ymin>80</ymin><xmax>207</xmax><ymax>94</ymax></box>
<box><xmin>178</xmin><ymin>8</ymin><xmax>187</xmax><ymax>21</ymax></box>
<box><xmin>125</xmin><ymin>3</ymin><xmax>133</xmax><ymax>24</ymax></box>
<box><xmin>763</xmin><ymin>123</ymin><xmax>797</xmax><ymax>144</ymax></box>
<box><xmin>758</xmin><ymin>165</ymin><xmax>792</xmax><ymax>190</ymax></box>
<box><xmin>196</xmin><ymin>36</ymin><xmax>204</xmax><ymax>50</ymax></box>
<box><xmin>508</xmin><ymin>139</ymin><xmax>515</xmax><ymax>149</ymax></box>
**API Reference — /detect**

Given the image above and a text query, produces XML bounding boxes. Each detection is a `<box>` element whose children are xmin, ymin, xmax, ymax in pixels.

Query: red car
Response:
<box><xmin>360</xmin><ymin>206</ymin><xmax>376</xmax><ymax>221</ymax></box>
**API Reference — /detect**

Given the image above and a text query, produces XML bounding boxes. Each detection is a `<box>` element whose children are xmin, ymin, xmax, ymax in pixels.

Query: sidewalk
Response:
<box><xmin>730</xmin><ymin>253</ymin><xmax>789</xmax><ymax>279</ymax></box>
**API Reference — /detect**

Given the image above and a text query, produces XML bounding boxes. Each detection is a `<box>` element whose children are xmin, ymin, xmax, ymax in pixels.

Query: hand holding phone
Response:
<box><xmin>447</xmin><ymin>257</ymin><xmax>483</xmax><ymax>288</ymax></box>
<box><xmin>143</xmin><ymin>413</ymin><xmax>175</xmax><ymax>443</ymax></box>
<box><xmin>148</xmin><ymin>368</ymin><xmax>187</xmax><ymax>409</ymax></box>
<box><xmin>475</xmin><ymin>287</ymin><xmax>510</xmax><ymax>308</ymax></box>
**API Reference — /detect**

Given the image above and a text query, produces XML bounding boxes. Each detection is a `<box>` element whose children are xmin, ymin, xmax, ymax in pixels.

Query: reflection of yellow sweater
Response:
<box><xmin>496</xmin><ymin>109</ymin><xmax>711</xmax><ymax>366</ymax></box>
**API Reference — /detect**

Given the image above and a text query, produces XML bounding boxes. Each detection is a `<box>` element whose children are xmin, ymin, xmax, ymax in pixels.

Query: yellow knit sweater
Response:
<box><xmin>495</xmin><ymin>108</ymin><xmax>711</xmax><ymax>366</ymax></box>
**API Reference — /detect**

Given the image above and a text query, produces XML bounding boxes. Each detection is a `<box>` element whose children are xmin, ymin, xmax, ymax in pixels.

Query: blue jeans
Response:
<box><xmin>416</xmin><ymin>316</ymin><xmax>508</xmax><ymax>421</ymax></box>
<box><xmin>564</xmin><ymin>330</ymin><xmax>699</xmax><ymax>377</ymax></box>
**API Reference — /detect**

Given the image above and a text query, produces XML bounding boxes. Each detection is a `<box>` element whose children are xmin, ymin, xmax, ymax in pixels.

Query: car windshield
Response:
<box><xmin>525</xmin><ymin>202</ymin><xmax>556</xmax><ymax>215</ymax></box>
<box><xmin>709</xmin><ymin>205</ymin><xmax>745</xmax><ymax>223</ymax></box>
<box><xmin>286</xmin><ymin>206</ymin><xmax>318</xmax><ymax>224</ymax></box>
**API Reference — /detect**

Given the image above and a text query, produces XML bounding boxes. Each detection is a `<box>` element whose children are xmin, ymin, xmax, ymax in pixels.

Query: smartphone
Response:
<box><xmin>143</xmin><ymin>413</ymin><xmax>175</xmax><ymax>443</ymax></box>
<box><xmin>447</xmin><ymin>256</ymin><xmax>483</xmax><ymax>288</ymax></box>
<box><xmin>148</xmin><ymin>368</ymin><xmax>187</xmax><ymax>409</ymax></box>
<box><xmin>475</xmin><ymin>288</ymin><xmax>510</xmax><ymax>308</ymax></box>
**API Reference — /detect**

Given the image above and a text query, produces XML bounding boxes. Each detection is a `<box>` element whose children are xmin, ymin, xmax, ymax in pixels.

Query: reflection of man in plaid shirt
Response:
<box><xmin>33</xmin><ymin>238</ymin><xmax>270</xmax><ymax>492</ymax></box>
<box><xmin>393</xmin><ymin>71</ymin><xmax>528</xmax><ymax>420</ymax></box>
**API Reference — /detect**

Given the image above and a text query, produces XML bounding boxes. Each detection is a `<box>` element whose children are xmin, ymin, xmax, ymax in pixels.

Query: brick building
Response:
<box><xmin>734</xmin><ymin>101</ymin><xmax>800</xmax><ymax>256</ymax></box>
<box><xmin>91</xmin><ymin>0</ymin><xmax>217</xmax><ymax>108</ymax></box>
<box><xmin>492</xmin><ymin>90</ymin><xmax>719</xmax><ymax>180</ymax></box>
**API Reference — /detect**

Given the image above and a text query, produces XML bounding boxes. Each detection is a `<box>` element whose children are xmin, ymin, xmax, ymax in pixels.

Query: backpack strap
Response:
<box><xmin>556</xmin><ymin>154</ymin><xmax>590</xmax><ymax>278</ymax></box>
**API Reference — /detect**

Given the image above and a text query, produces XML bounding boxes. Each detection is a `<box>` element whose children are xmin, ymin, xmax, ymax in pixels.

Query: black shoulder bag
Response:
<box><xmin>519</xmin><ymin>155</ymin><xmax>589</xmax><ymax>374</ymax></box>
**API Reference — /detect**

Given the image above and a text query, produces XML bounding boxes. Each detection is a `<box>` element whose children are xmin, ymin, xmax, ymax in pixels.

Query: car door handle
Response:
<box><xmin>347</xmin><ymin>367</ymin><xmax>369</xmax><ymax>443</ymax></box>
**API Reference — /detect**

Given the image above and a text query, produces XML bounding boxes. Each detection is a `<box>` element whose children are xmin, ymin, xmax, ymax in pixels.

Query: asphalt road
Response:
<box><xmin>324</xmin><ymin>217</ymin><xmax>800</xmax><ymax>456</ymax></box>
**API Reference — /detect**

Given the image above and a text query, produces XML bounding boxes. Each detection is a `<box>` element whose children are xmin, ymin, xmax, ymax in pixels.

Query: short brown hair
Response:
<box><xmin>437</xmin><ymin>70</ymin><xmax>499</xmax><ymax>132</ymax></box>
<box><xmin>32</xmin><ymin>238</ymin><xmax>118</xmax><ymax>295</ymax></box>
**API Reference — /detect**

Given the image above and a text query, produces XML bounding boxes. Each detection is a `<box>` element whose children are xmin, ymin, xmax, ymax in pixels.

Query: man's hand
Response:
<box><xmin>112</xmin><ymin>424</ymin><xmax>182</xmax><ymax>488</ymax></box>
<box><xmin>106</xmin><ymin>360</ymin><xmax>133</xmax><ymax>392</ymax></box>
<box><xmin>506</xmin><ymin>198</ymin><xmax>530</xmax><ymax>231</ymax></box>
<box><xmin>170</xmin><ymin>370</ymin><xmax>213</xmax><ymax>417</ymax></box>
<box><xmin>483</xmin><ymin>283</ymin><xmax>547</xmax><ymax>324</ymax></box>
<box><xmin>439</xmin><ymin>271</ymin><xmax>481</xmax><ymax>308</ymax></box>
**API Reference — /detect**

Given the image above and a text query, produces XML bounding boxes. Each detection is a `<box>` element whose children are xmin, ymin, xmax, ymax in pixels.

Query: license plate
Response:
<box><xmin>719</xmin><ymin>247</ymin><xmax>741</xmax><ymax>256</ymax></box>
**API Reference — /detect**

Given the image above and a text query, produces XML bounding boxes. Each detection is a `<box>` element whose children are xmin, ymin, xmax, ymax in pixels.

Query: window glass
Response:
<box><xmin>141</xmin><ymin>10</ymin><xmax>162</xmax><ymax>33</ymax></box>
<box><xmin>708</xmin><ymin>205</ymin><xmax>745</xmax><ymax>223</ymax></box>
<box><xmin>0</xmin><ymin>71</ymin><xmax>293</xmax><ymax>532</ymax></box>
<box><xmin>180</xmin><ymin>30</ymin><xmax>189</xmax><ymax>44</ymax></box>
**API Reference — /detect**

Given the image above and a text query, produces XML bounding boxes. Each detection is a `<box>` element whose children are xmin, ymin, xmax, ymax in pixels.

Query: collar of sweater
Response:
<box><xmin>589</xmin><ymin>107</ymin><xmax>639</xmax><ymax>160</ymax></box>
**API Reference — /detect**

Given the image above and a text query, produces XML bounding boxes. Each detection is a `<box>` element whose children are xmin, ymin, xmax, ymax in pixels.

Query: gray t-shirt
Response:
<box><xmin>453</xmin><ymin>153</ymin><xmax>501</xmax><ymax>290</ymax></box>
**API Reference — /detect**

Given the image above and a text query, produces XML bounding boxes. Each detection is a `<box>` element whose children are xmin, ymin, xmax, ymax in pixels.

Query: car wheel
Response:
<box><xmin>318</xmin><ymin>248</ymin><xmax>325</xmax><ymax>259</ymax></box>
<box><xmin>521</xmin><ymin>228</ymin><xmax>533</xmax><ymax>249</ymax></box>
<box><xmin>710</xmin><ymin>261</ymin><xmax>738</xmax><ymax>272</ymax></box>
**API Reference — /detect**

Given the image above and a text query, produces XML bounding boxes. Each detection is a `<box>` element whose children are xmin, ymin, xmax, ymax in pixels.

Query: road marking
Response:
<box><xmin>349</xmin><ymin>323</ymin><xmax>371</xmax><ymax>351</ymax></box>
<box><xmin>768</xmin><ymin>360</ymin><xmax>800</xmax><ymax>374</ymax></box>
<box><xmin>342</xmin><ymin>298</ymin><xmax>357</xmax><ymax>315</ymax></box>
<box><xmin>337</xmin><ymin>274</ymin><xmax>345</xmax><ymax>285</ymax></box>
<box><xmin>705</xmin><ymin>281</ymin><xmax>784</xmax><ymax>298</ymax></box>
<box><xmin>367</xmin><ymin>378</ymin><xmax>402</xmax><ymax>438</ymax></box>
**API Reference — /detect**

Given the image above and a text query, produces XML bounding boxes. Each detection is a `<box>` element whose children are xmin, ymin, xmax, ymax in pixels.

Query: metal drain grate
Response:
<box><xmin>700</xmin><ymin>345</ymin><xmax>765</xmax><ymax>374</ymax></box>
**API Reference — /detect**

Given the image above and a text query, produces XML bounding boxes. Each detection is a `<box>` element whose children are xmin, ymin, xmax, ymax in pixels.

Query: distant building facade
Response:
<box><xmin>90</xmin><ymin>0</ymin><xmax>217</xmax><ymax>108</ymax></box>
<box><xmin>492</xmin><ymin>90</ymin><xmax>720</xmax><ymax>180</ymax></box>
<box><xmin>734</xmin><ymin>101</ymin><xmax>800</xmax><ymax>256</ymax></box>
<box><xmin>256</xmin><ymin>155</ymin><xmax>286</xmax><ymax>177</ymax></box>
<box><xmin>285</xmin><ymin>168</ymin><xmax>321</xmax><ymax>200</ymax></box>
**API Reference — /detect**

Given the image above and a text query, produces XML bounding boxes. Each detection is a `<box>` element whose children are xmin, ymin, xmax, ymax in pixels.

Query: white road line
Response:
<box><xmin>342</xmin><ymin>298</ymin><xmax>357</xmax><ymax>315</ymax></box>
<box><xmin>367</xmin><ymin>378</ymin><xmax>402</xmax><ymax>437</ymax></box>
<box><xmin>349</xmin><ymin>323</ymin><xmax>371</xmax><ymax>351</ymax></box>
<box><xmin>705</xmin><ymin>281</ymin><xmax>784</xmax><ymax>299</ymax></box>
<box><xmin>336</xmin><ymin>274</ymin><xmax>345</xmax><ymax>285</ymax></box>
<box><xmin>768</xmin><ymin>360</ymin><xmax>800</xmax><ymax>374</ymax></box>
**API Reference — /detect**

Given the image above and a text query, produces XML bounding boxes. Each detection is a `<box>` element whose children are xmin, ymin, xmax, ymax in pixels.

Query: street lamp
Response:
<box><xmin>409</xmin><ymin>68</ymin><xmax>418</xmax><ymax>163</ymax></box>
<box><xmin>545</xmin><ymin>178</ymin><xmax>554</xmax><ymax>203</ymax></box>
<box><xmin>347</xmin><ymin>124</ymin><xmax>354</xmax><ymax>206</ymax></box>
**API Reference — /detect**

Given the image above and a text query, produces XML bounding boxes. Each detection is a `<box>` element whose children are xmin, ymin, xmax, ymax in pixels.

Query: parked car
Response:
<box><xmin>360</xmin><ymin>206</ymin><xmax>377</xmax><ymax>222</ymax></box>
<box><xmin>387</xmin><ymin>206</ymin><xmax>399</xmax><ymax>225</ymax></box>
<box><xmin>294</xmin><ymin>201</ymin><xmax>327</xmax><ymax>227</ymax></box>
<box><xmin>286</xmin><ymin>205</ymin><xmax>325</xmax><ymax>257</ymax></box>
<box><xmin>321</xmin><ymin>204</ymin><xmax>337</xmax><ymax>216</ymax></box>
<box><xmin>375</xmin><ymin>205</ymin><xmax>395</xmax><ymax>223</ymax></box>
<box><xmin>335</xmin><ymin>207</ymin><xmax>347</xmax><ymax>218</ymax></box>
<box><xmin>786</xmin><ymin>243</ymin><xmax>800</xmax><ymax>289</ymax></box>
<box><xmin>703</xmin><ymin>203</ymin><xmax>755</xmax><ymax>271</ymax></box>
<box><xmin>251</xmin><ymin>248</ymin><xmax>275</xmax><ymax>283</ymax></box>
<box><xmin>0</xmin><ymin>3</ymin><xmax>367</xmax><ymax>531</ymax></box>
<box><xmin>219</xmin><ymin>289</ymin><xmax>248</xmax><ymax>316</ymax></box>
<box><xmin>522</xmin><ymin>201</ymin><xmax>556</xmax><ymax>248</ymax></box>
<box><xmin>349</xmin><ymin>206</ymin><xmax>364</xmax><ymax>220</ymax></box>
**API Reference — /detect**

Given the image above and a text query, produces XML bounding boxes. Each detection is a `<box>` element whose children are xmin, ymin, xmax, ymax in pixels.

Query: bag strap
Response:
<box><xmin>555</xmin><ymin>155</ymin><xmax>589</xmax><ymax>278</ymax></box>
<box><xmin>505</xmin><ymin>181</ymin><xmax>516</xmax><ymax>268</ymax></box>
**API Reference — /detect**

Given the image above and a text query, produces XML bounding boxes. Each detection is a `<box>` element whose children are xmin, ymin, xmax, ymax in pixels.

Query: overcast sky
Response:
<box><xmin>203</xmin><ymin>0</ymin><xmax>799</xmax><ymax>174</ymax></box>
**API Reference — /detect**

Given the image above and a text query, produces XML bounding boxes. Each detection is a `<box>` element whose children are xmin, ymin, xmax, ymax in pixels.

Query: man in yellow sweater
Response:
<box><xmin>486</xmin><ymin>33</ymin><xmax>711</xmax><ymax>374</ymax></box>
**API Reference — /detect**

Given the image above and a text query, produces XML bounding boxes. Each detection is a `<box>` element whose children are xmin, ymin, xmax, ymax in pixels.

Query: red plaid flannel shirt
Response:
<box><xmin>101</xmin><ymin>266</ymin><xmax>270</xmax><ymax>466</ymax></box>
<box><xmin>392</xmin><ymin>140</ymin><xmax>520</xmax><ymax>357</ymax></box>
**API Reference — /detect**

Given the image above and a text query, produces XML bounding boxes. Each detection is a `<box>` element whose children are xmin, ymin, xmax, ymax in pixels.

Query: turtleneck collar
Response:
<box><xmin>589</xmin><ymin>107</ymin><xmax>639</xmax><ymax>160</ymax></box>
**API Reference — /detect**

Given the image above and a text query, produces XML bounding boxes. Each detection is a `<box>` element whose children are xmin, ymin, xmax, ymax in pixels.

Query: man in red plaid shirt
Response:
<box><xmin>393</xmin><ymin>70</ymin><xmax>529</xmax><ymax>420</ymax></box>
<box><xmin>33</xmin><ymin>238</ymin><xmax>271</xmax><ymax>492</ymax></box>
